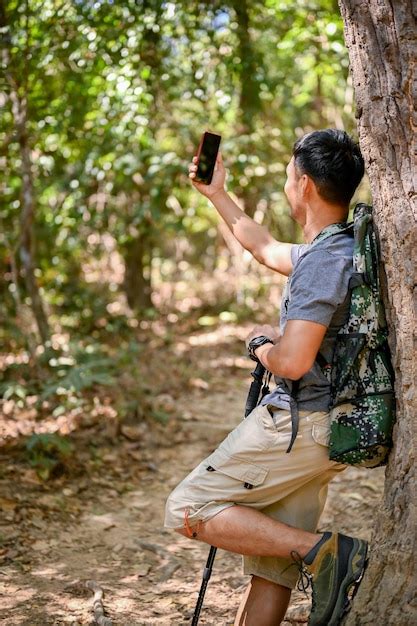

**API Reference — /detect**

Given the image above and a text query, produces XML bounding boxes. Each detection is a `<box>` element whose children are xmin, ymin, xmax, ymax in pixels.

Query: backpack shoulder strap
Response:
<box><xmin>310</xmin><ymin>221</ymin><xmax>353</xmax><ymax>248</ymax></box>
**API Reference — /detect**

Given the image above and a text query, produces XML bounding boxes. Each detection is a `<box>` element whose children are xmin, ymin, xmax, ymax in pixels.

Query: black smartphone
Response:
<box><xmin>194</xmin><ymin>131</ymin><xmax>222</xmax><ymax>184</ymax></box>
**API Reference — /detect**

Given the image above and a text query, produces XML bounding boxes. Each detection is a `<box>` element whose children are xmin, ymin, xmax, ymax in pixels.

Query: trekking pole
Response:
<box><xmin>190</xmin><ymin>545</ymin><xmax>217</xmax><ymax>626</ymax></box>
<box><xmin>191</xmin><ymin>360</ymin><xmax>267</xmax><ymax>625</ymax></box>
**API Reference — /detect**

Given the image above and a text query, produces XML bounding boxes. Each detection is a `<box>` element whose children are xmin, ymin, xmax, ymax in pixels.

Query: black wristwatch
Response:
<box><xmin>247</xmin><ymin>335</ymin><xmax>274</xmax><ymax>362</ymax></box>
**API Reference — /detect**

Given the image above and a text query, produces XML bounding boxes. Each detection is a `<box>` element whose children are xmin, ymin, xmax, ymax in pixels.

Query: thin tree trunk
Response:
<box><xmin>339</xmin><ymin>2</ymin><xmax>416</xmax><ymax>624</ymax></box>
<box><xmin>123</xmin><ymin>235</ymin><xmax>153</xmax><ymax>311</ymax></box>
<box><xmin>233</xmin><ymin>0</ymin><xmax>263</xmax><ymax>135</ymax></box>
<box><xmin>121</xmin><ymin>0</ymin><xmax>164</xmax><ymax>313</ymax></box>
<box><xmin>18</xmin><ymin>101</ymin><xmax>51</xmax><ymax>344</ymax></box>
<box><xmin>1</xmin><ymin>2</ymin><xmax>50</xmax><ymax>345</ymax></box>
<box><xmin>230</xmin><ymin>0</ymin><xmax>264</xmax><ymax>219</ymax></box>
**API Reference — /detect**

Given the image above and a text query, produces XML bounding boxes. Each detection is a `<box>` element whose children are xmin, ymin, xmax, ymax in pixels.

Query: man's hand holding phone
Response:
<box><xmin>188</xmin><ymin>152</ymin><xmax>226</xmax><ymax>199</ymax></box>
<box><xmin>188</xmin><ymin>131</ymin><xmax>225</xmax><ymax>199</ymax></box>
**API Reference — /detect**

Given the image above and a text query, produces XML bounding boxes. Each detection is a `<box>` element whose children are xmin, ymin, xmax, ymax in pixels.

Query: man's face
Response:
<box><xmin>284</xmin><ymin>157</ymin><xmax>304</xmax><ymax>222</ymax></box>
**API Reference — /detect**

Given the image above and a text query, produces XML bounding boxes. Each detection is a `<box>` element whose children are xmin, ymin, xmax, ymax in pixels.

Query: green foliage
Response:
<box><xmin>0</xmin><ymin>339</ymin><xmax>143</xmax><ymax>421</ymax></box>
<box><xmin>0</xmin><ymin>0</ymin><xmax>362</xmax><ymax>415</ymax></box>
<box><xmin>39</xmin><ymin>354</ymin><xmax>115</xmax><ymax>401</ymax></box>
<box><xmin>150</xmin><ymin>409</ymin><xmax>170</xmax><ymax>425</ymax></box>
<box><xmin>1</xmin><ymin>0</ymin><xmax>353</xmax><ymax>313</ymax></box>
<box><xmin>24</xmin><ymin>432</ymin><xmax>74</xmax><ymax>481</ymax></box>
<box><xmin>0</xmin><ymin>382</ymin><xmax>27</xmax><ymax>402</ymax></box>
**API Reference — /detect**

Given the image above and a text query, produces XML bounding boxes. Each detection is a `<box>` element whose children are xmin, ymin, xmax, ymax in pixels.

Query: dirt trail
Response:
<box><xmin>0</xmin><ymin>381</ymin><xmax>385</xmax><ymax>625</ymax></box>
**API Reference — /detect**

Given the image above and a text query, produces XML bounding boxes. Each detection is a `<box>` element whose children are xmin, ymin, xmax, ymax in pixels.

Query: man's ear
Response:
<box><xmin>300</xmin><ymin>173</ymin><xmax>314</xmax><ymax>198</ymax></box>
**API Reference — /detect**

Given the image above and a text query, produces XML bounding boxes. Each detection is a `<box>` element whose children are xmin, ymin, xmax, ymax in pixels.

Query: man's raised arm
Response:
<box><xmin>188</xmin><ymin>152</ymin><xmax>293</xmax><ymax>277</ymax></box>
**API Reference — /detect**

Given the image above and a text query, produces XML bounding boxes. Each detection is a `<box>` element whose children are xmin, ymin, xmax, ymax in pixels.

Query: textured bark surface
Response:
<box><xmin>123</xmin><ymin>236</ymin><xmax>153</xmax><ymax>311</ymax></box>
<box><xmin>338</xmin><ymin>1</ymin><xmax>416</xmax><ymax>624</ymax></box>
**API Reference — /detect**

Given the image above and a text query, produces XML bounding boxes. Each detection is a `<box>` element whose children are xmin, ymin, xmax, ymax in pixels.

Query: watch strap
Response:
<box><xmin>248</xmin><ymin>335</ymin><xmax>274</xmax><ymax>362</ymax></box>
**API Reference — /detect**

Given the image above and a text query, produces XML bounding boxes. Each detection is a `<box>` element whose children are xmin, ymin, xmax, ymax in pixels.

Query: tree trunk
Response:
<box><xmin>123</xmin><ymin>235</ymin><xmax>153</xmax><ymax>312</ymax></box>
<box><xmin>18</xmin><ymin>106</ymin><xmax>51</xmax><ymax>345</ymax></box>
<box><xmin>232</xmin><ymin>0</ymin><xmax>263</xmax><ymax>133</ymax></box>
<box><xmin>122</xmin><ymin>0</ymin><xmax>164</xmax><ymax>314</ymax></box>
<box><xmin>231</xmin><ymin>0</ymin><xmax>265</xmax><ymax>220</ymax></box>
<box><xmin>338</xmin><ymin>2</ymin><xmax>416</xmax><ymax>624</ymax></box>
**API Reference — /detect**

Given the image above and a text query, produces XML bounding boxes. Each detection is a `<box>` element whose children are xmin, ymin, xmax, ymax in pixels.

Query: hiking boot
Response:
<box><xmin>292</xmin><ymin>531</ymin><xmax>369</xmax><ymax>626</ymax></box>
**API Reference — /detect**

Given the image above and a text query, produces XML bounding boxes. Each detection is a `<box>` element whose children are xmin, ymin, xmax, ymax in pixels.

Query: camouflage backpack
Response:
<box><xmin>321</xmin><ymin>203</ymin><xmax>396</xmax><ymax>468</ymax></box>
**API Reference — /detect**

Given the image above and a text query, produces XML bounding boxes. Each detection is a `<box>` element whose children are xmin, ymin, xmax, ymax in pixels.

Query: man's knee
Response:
<box><xmin>165</xmin><ymin>489</ymin><xmax>208</xmax><ymax>540</ymax></box>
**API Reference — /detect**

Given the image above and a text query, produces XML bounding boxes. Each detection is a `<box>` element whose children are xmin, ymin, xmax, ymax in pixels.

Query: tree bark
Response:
<box><xmin>338</xmin><ymin>2</ymin><xmax>416</xmax><ymax>624</ymax></box>
<box><xmin>231</xmin><ymin>0</ymin><xmax>265</xmax><ymax>219</ymax></box>
<box><xmin>119</xmin><ymin>0</ymin><xmax>166</xmax><ymax>313</ymax></box>
<box><xmin>232</xmin><ymin>0</ymin><xmax>263</xmax><ymax>134</ymax></box>
<box><xmin>123</xmin><ymin>235</ymin><xmax>153</xmax><ymax>312</ymax></box>
<box><xmin>17</xmin><ymin>99</ymin><xmax>51</xmax><ymax>345</ymax></box>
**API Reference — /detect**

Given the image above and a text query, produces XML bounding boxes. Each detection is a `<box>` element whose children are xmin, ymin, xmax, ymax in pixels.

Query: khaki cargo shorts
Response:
<box><xmin>164</xmin><ymin>403</ymin><xmax>346</xmax><ymax>589</ymax></box>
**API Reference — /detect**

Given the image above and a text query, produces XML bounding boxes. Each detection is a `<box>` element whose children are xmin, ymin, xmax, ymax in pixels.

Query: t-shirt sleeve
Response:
<box><xmin>286</xmin><ymin>250</ymin><xmax>352</xmax><ymax>327</ymax></box>
<box><xmin>291</xmin><ymin>243</ymin><xmax>309</xmax><ymax>267</ymax></box>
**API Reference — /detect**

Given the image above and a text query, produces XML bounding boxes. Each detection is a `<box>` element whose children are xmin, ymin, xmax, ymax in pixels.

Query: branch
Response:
<box><xmin>86</xmin><ymin>580</ymin><xmax>113</xmax><ymax>626</ymax></box>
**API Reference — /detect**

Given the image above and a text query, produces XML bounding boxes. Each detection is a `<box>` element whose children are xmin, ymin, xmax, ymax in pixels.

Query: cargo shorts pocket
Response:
<box><xmin>311</xmin><ymin>413</ymin><xmax>331</xmax><ymax>447</ymax></box>
<box><xmin>206</xmin><ymin>447</ymin><xmax>269</xmax><ymax>490</ymax></box>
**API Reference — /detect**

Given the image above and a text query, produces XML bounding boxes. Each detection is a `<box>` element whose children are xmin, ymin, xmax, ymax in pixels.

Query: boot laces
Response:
<box><xmin>290</xmin><ymin>550</ymin><xmax>314</xmax><ymax>597</ymax></box>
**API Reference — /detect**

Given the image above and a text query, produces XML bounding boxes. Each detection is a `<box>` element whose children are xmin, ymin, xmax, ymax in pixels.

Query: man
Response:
<box><xmin>164</xmin><ymin>129</ymin><xmax>368</xmax><ymax>626</ymax></box>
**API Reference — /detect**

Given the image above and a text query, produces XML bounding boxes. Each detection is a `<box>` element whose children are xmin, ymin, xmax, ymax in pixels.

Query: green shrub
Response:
<box><xmin>24</xmin><ymin>432</ymin><xmax>74</xmax><ymax>480</ymax></box>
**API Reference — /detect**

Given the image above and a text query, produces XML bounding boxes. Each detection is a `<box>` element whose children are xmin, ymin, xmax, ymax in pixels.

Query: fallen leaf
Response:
<box><xmin>83</xmin><ymin>513</ymin><xmax>117</xmax><ymax>530</ymax></box>
<box><xmin>0</xmin><ymin>498</ymin><xmax>18</xmax><ymax>512</ymax></box>
<box><xmin>112</xmin><ymin>543</ymin><xmax>124</xmax><ymax>553</ymax></box>
<box><xmin>189</xmin><ymin>378</ymin><xmax>209</xmax><ymax>390</ymax></box>
<box><xmin>30</xmin><ymin>516</ymin><xmax>46</xmax><ymax>530</ymax></box>
<box><xmin>31</xmin><ymin>540</ymin><xmax>50</xmax><ymax>552</ymax></box>
<box><xmin>349</xmin><ymin>492</ymin><xmax>365</xmax><ymax>503</ymax></box>
<box><xmin>360</xmin><ymin>481</ymin><xmax>382</xmax><ymax>494</ymax></box>
<box><xmin>120</xmin><ymin>425</ymin><xmax>143</xmax><ymax>441</ymax></box>
<box><xmin>137</xmin><ymin>564</ymin><xmax>151</xmax><ymax>577</ymax></box>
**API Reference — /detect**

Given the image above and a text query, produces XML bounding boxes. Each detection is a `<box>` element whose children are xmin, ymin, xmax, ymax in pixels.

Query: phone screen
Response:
<box><xmin>194</xmin><ymin>132</ymin><xmax>221</xmax><ymax>184</ymax></box>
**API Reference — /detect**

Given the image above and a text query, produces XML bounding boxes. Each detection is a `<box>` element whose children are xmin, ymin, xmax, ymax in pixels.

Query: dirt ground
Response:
<box><xmin>0</xmin><ymin>369</ymin><xmax>385</xmax><ymax>626</ymax></box>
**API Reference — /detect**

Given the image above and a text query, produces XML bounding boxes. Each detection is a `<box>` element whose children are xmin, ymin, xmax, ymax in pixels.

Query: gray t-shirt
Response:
<box><xmin>260</xmin><ymin>230</ymin><xmax>354</xmax><ymax>412</ymax></box>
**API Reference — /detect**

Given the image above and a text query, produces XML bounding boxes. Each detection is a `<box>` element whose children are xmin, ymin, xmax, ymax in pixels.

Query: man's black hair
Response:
<box><xmin>293</xmin><ymin>129</ymin><xmax>365</xmax><ymax>207</ymax></box>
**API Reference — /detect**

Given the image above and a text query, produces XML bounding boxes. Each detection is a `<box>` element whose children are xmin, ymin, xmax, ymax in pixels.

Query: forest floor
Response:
<box><xmin>0</xmin><ymin>317</ymin><xmax>385</xmax><ymax>625</ymax></box>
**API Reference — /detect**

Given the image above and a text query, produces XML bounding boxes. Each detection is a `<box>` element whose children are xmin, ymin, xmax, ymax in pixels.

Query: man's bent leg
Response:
<box><xmin>166</xmin><ymin>407</ymin><xmax>366</xmax><ymax>625</ymax></box>
<box><xmin>176</xmin><ymin>504</ymin><xmax>320</xmax><ymax>559</ymax></box>
<box><xmin>165</xmin><ymin>406</ymin><xmax>343</xmax><ymax>538</ymax></box>
<box><xmin>234</xmin><ymin>576</ymin><xmax>291</xmax><ymax>626</ymax></box>
<box><xmin>243</xmin><ymin>467</ymin><xmax>339</xmax><ymax>588</ymax></box>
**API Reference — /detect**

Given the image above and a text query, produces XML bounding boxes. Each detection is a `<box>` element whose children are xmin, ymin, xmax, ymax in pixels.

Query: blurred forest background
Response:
<box><xmin>0</xmin><ymin>0</ymin><xmax>370</xmax><ymax>476</ymax></box>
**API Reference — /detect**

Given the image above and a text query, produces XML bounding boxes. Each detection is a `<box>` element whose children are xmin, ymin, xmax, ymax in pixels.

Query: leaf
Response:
<box><xmin>150</xmin><ymin>409</ymin><xmax>169</xmax><ymax>425</ymax></box>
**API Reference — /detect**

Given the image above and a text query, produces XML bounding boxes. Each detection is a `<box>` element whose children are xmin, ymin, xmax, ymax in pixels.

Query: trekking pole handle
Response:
<box><xmin>245</xmin><ymin>360</ymin><xmax>266</xmax><ymax>417</ymax></box>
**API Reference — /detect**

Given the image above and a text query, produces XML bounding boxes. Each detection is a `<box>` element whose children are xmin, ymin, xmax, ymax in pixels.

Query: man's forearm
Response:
<box><xmin>210</xmin><ymin>189</ymin><xmax>268</xmax><ymax>256</ymax></box>
<box><xmin>254</xmin><ymin>341</ymin><xmax>294</xmax><ymax>379</ymax></box>
<box><xmin>255</xmin><ymin>340</ymin><xmax>287</xmax><ymax>378</ymax></box>
<box><xmin>249</xmin><ymin>319</ymin><xmax>326</xmax><ymax>381</ymax></box>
